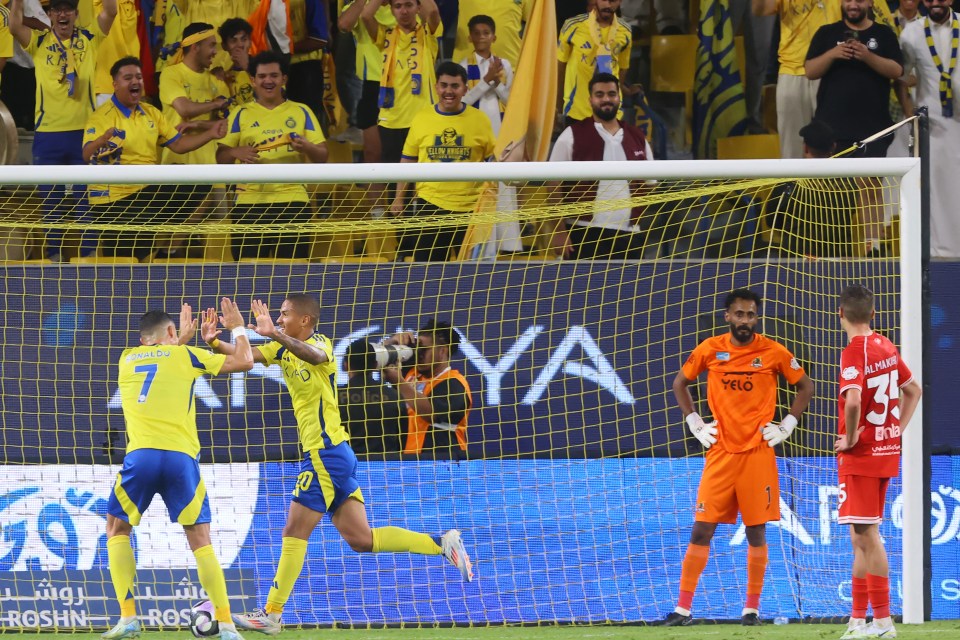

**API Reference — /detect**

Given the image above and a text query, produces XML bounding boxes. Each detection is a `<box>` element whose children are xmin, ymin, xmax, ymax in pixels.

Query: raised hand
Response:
<box><xmin>178</xmin><ymin>303</ymin><xmax>198</xmax><ymax>345</ymax></box>
<box><xmin>201</xmin><ymin>307</ymin><xmax>222</xmax><ymax>344</ymax></box>
<box><xmin>220</xmin><ymin>296</ymin><xmax>245</xmax><ymax>331</ymax></box>
<box><xmin>249</xmin><ymin>298</ymin><xmax>277</xmax><ymax>337</ymax></box>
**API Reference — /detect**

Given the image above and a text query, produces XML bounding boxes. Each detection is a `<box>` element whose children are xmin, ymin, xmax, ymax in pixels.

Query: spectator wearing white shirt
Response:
<box><xmin>548</xmin><ymin>72</ymin><xmax>653</xmax><ymax>260</ymax></box>
<box><xmin>458</xmin><ymin>14</ymin><xmax>522</xmax><ymax>257</ymax></box>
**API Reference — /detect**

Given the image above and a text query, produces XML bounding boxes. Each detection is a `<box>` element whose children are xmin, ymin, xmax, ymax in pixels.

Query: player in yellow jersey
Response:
<box><xmin>216</xmin><ymin>50</ymin><xmax>327</xmax><ymax>260</ymax></box>
<box><xmin>391</xmin><ymin>61</ymin><xmax>496</xmax><ymax>261</ymax></box>
<box><xmin>218</xmin><ymin>17</ymin><xmax>255</xmax><ymax>105</ymax></box>
<box><xmin>103</xmin><ymin>298</ymin><xmax>254</xmax><ymax>640</ymax></box>
<box><xmin>201</xmin><ymin>294</ymin><xmax>474</xmax><ymax>635</ymax></box>
<box><xmin>556</xmin><ymin>0</ymin><xmax>637</xmax><ymax>124</ymax></box>
<box><xmin>10</xmin><ymin>0</ymin><xmax>116</xmax><ymax>261</ymax></box>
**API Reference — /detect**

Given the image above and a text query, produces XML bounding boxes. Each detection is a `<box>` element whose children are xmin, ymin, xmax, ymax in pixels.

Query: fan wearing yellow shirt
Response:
<box><xmin>216</xmin><ymin>51</ymin><xmax>328</xmax><ymax>260</ymax></box>
<box><xmin>0</xmin><ymin>2</ymin><xmax>12</xmax><ymax>77</ymax></box>
<box><xmin>93</xmin><ymin>0</ymin><xmax>140</xmax><ymax>103</ymax></box>
<box><xmin>452</xmin><ymin>0</ymin><xmax>531</xmax><ymax>70</ymax></box>
<box><xmin>391</xmin><ymin>61</ymin><xmax>496</xmax><ymax>261</ymax></box>
<box><xmin>103</xmin><ymin>298</ymin><xmax>253</xmax><ymax>640</ymax></box>
<box><xmin>200</xmin><ymin>295</ymin><xmax>473</xmax><ymax>636</ymax></box>
<box><xmin>338</xmin><ymin>0</ymin><xmax>395</xmax><ymax>163</ymax></box>
<box><xmin>287</xmin><ymin>0</ymin><xmax>330</xmax><ymax>121</ymax></box>
<box><xmin>10</xmin><ymin>0</ymin><xmax>116</xmax><ymax>261</ymax></box>
<box><xmin>218</xmin><ymin>17</ymin><xmax>255</xmax><ymax>106</ymax></box>
<box><xmin>361</xmin><ymin>0</ymin><xmax>441</xmax><ymax>163</ymax></box>
<box><xmin>556</xmin><ymin>0</ymin><xmax>638</xmax><ymax>124</ymax></box>
<box><xmin>83</xmin><ymin>56</ymin><xmax>226</xmax><ymax>259</ymax></box>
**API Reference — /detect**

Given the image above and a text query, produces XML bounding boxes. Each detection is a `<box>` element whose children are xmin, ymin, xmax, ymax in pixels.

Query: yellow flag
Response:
<box><xmin>458</xmin><ymin>0</ymin><xmax>557</xmax><ymax>259</ymax></box>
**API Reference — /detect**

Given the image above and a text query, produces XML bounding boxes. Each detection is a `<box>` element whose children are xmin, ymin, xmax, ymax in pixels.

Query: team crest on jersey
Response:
<box><xmin>790</xmin><ymin>357</ymin><xmax>800</xmax><ymax>370</ymax></box>
<box><xmin>842</xmin><ymin>366</ymin><xmax>859</xmax><ymax>380</ymax></box>
<box><xmin>285</xmin><ymin>117</ymin><xmax>297</xmax><ymax>129</ymax></box>
<box><xmin>427</xmin><ymin>128</ymin><xmax>471</xmax><ymax>162</ymax></box>
<box><xmin>867</xmin><ymin>37</ymin><xmax>878</xmax><ymax>50</ymax></box>
<box><xmin>696</xmin><ymin>502</ymin><xmax>705</xmax><ymax>513</ymax></box>
<box><xmin>716</xmin><ymin>352</ymin><xmax>730</xmax><ymax>361</ymax></box>
<box><xmin>751</xmin><ymin>357</ymin><xmax>762</xmax><ymax>368</ymax></box>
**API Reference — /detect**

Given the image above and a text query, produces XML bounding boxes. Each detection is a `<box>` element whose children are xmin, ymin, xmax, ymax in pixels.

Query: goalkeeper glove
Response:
<box><xmin>762</xmin><ymin>414</ymin><xmax>798</xmax><ymax>447</ymax></box>
<box><xmin>686</xmin><ymin>412</ymin><xmax>718</xmax><ymax>449</ymax></box>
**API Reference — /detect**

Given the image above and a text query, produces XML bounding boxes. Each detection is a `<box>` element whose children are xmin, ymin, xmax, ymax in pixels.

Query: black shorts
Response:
<box><xmin>91</xmin><ymin>185</ymin><xmax>166</xmax><ymax>260</ymax></box>
<box><xmin>356</xmin><ymin>80</ymin><xmax>381</xmax><ymax>129</ymax></box>
<box><xmin>287</xmin><ymin>59</ymin><xmax>324</xmax><ymax>121</ymax></box>
<box><xmin>378</xmin><ymin>126</ymin><xmax>409</xmax><ymax>164</ymax></box>
<box><xmin>231</xmin><ymin>201</ymin><xmax>314</xmax><ymax>260</ymax></box>
<box><xmin>397</xmin><ymin>198</ymin><xmax>467</xmax><ymax>262</ymax></box>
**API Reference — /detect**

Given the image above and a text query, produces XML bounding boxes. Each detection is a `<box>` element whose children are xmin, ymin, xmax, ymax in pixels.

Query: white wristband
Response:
<box><xmin>231</xmin><ymin>326</ymin><xmax>247</xmax><ymax>340</ymax></box>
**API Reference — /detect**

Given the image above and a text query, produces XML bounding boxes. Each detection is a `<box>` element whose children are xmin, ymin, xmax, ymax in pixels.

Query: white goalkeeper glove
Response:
<box><xmin>762</xmin><ymin>414</ymin><xmax>798</xmax><ymax>447</ymax></box>
<box><xmin>686</xmin><ymin>412</ymin><xmax>718</xmax><ymax>449</ymax></box>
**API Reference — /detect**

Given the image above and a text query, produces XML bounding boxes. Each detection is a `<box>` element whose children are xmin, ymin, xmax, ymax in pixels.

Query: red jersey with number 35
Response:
<box><xmin>838</xmin><ymin>332</ymin><xmax>914</xmax><ymax>478</ymax></box>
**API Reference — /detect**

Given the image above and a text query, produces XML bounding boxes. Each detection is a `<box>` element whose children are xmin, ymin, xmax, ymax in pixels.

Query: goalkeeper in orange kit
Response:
<box><xmin>662</xmin><ymin>289</ymin><xmax>814</xmax><ymax>626</ymax></box>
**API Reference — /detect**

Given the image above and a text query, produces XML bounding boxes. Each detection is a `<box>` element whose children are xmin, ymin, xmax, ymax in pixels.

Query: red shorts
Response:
<box><xmin>838</xmin><ymin>475</ymin><xmax>890</xmax><ymax>525</ymax></box>
<box><xmin>695</xmin><ymin>444</ymin><xmax>780</xmax><ymax>526</ymax></box>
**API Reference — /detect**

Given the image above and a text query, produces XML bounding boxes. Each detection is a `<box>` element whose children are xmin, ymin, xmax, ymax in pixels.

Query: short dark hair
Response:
<box><xmin>840</xmin><ymin>284</ymin><xmax>874</xmax><ymax>324</ymax></box>
<box><xmin>724</xmin><ymin>288</ymin><xmax>762</xmax><ymax>310</ymax></box>
<box><xmin>435</xmin><ymin>61</ymin><xmax>468</xmax><ymax>84</ymax></box>
<box><xmin>285</xmin><ymin>293</ymin><xmax>320</xmax><ymax>325</ymax></box>
<box><xmin>589</xmin><ymin>72</ymin><xmax>620</xmax><ymax>93</ymax></box>
<box><xmin>468</xmin><ymin>14</ymin><xmax>496</xmax><ymax>33</ymax></box>
<box><xmin>248</xmin><ymin>50</ymin><xmax>289</xmax><ymax>77</ymax></box>
<box><xmin>419</xmin><ymin>318</ymin><xmax>460</xmax><ymax>356</ymax></box>
<box><xmin>345</xmin><ymin>339</ymin><xmax>370</xmax><ymax>372</ymax></box>
<box><xmin>218</xmin><ymin>18</ymin><xmax>253</xmax><ymax>49</ymax></box>
<box><xmin>182</xmin><ymin>22</ymin><xmax>215</xmax><ymax>53</ymax></box>
<box><xmin>139</xmin><ymin>310</ymin><xmax>175</xmax><ymax>338</ymax></box>
<box><xmin>110</xmin><ymin>56</ymin><xmax>141</xmax><ymax>79</ymax></box>
<box><xmin>799</xmin><ymin>119</ymin><xmax>836</xmax><ymax>157</ymax></box>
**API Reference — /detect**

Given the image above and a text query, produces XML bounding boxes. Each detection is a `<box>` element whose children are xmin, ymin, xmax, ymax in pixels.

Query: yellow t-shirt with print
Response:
<box><xmin>257</xmin><ymin>334</ymin><xmax>348</xmax><ymax>451</ymax></box>
<box><xmin>28</xmin><ymin>24</ymin><xmax>104</xmax><ymax>132</ymax></box>
<box><xmin>401</xmin><ymin>103</ymin><xmax>495</xmax><ymax>212</ymax></box>
<box><xmin>557</xmin><ymin>13</ymin><xmax>632</xmax><ymax>121</ymax></box>
<box><xmin>221</xmin><ymin>99</ymin><xmax>327</xmax><ymax>204</ymax></box>
<box><xmin>83</xmin><ymin>97</ymin><xmax>181</xmax><ymax>203</ymax></box>
<box><xmin>93</xmin><ymin>0</ymin><xmax>139</xmax><ymax>95</ymax></box>
<box><xmin>777</xmin><ymin>0</ymin><xmax>841</xmax><ymax>75</ymax></box>
<box><xmin>118</xmin><ymin>344</ymin><xmax>226</xmax><ymax>457</ymax></box>
<box><xmin>346</xmin><ymin>2</ymin><xmax>394</xmax><ymax>82</ymax></box>
<box><xmin>225</xmin><ymin>67</ymin><xmax>255</xmax><ymax>105</ymax></box>
<box><xmin>452</xmin><ymin>0</ymin><xmax>532</xmax><ymax>69</ymax></box>
<box><xmin>376</xmin><ymin>20</ymin><xmax>442</xmax><ymax>129</ymax></box>
<box><xmin>159</xmin><ymin>63</ymin><xmax>229</xmax><ymax>165</ymax></box>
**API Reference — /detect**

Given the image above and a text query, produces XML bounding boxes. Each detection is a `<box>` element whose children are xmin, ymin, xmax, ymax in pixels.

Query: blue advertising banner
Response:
<box><xmin>0</xmin><ymin>261</ymin><xmax>917</xmax><ymax>462</ymax></box>
<box><xmin>3</xmin><ymin>456</ymin><xmax>958</xmax><ymax>626</ymax></box>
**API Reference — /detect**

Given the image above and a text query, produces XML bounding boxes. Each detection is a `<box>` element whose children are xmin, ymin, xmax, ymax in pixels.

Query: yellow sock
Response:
<box><xmin>371</xmin><ymin>527</ymin><xmax>442</xmax><ymax>555</ymax></box>
<box><xmin>265</xmin><ymin>537</ymin><xmax>308</xmax><ymax>615</ymax></box>
<box><xmin>107</xmin><ymin>535</ymin><xmax>137</xmax><ymax>618</ymax></box>
<box><xmin>194</xmin><ymin>545</ymin><xmax>231</xmax><ymax>624</ymax></box>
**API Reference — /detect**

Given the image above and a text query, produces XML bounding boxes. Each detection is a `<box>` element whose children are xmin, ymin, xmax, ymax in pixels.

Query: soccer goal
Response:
<box><xmin>0</xmin><ymin>150</ymin><xmax>924</xmax><ymax>628</ymax></box>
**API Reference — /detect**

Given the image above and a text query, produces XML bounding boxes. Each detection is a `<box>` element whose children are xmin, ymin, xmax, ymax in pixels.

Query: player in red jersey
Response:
<box><xmin>835</xmin><ymin>284</ymin><xmax>922</xmax><ymax>640</ymax></box>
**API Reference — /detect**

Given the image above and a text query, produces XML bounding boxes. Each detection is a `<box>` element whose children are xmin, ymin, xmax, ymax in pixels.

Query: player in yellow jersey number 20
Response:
<box><xmin>203</xmin><ymin>295</ymin><xmax>473</xmax><ymax>635</ymax></box>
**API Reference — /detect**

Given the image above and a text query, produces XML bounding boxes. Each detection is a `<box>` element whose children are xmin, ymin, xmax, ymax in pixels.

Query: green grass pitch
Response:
<box><xmin>5</xmin><ymin>624</ymin><xmax>960</xmax><ymax>639</ymax></box>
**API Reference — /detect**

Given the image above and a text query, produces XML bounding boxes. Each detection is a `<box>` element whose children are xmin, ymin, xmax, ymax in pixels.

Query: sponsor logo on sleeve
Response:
<box><xmin>842</xmin><ymin>366</ymin><xmax>860</xmax><ymax>381</ymax></box>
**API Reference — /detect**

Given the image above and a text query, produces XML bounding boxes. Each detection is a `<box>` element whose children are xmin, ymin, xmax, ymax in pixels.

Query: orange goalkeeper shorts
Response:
<box><xmin>695</xmin><ymin>444</ymin><xmax>780</xmax><ymax>526</ymax></box>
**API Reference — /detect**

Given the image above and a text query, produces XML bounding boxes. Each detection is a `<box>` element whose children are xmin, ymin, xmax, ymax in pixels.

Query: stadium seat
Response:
<box><xmin>716</xmin><ymin>134</ymin><xmax>781</xmax><ymax>160</ymax></box>
<box><xmin>0</xmin><ymin>258</ymin><xmax>52</xmax><ymax>264</ymax></box>
<box><xmin>147</xmin><ymin>257</ymin><xmax>215</xmax><ymax>263</ymax></box>
<box><xmin>321</xmin><ymin>256</ymin><xmax>389</xmax><ymax>264</ymax></box>
<box><xmin>237</xmin><ymin>258</ymin><xmax>308</xmax><ymax>264</ymax></box>
<box><xmin>69</xmin><ymin>256</ymin><xmax>140</xmax><ymax>264</ymax></box>
<box><xmin>650</xmin><ymin>35</ymin><xmax>746</xmax><ymax>148</ymax></box>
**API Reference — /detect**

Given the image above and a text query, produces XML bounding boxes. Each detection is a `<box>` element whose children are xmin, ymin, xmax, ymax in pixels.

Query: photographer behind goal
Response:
<box><xmin>340</xmin><ymin>340</ymin><xmax>407</xmax><ymax>459</ymax></box>
<box><xmin>357</xmin><ymin>319</ymin><xmax>472</xmax><ymax>459</ymax></box>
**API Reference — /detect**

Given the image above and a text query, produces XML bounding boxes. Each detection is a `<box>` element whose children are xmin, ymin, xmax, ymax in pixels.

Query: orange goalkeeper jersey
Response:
<box><xmin>681</xmin><ymin>333</ymin><xmax>805</xmax><ymax>453</ymax></box>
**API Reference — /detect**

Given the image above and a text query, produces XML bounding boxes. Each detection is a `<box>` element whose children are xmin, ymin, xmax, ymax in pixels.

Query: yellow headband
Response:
<box><xmin>170</xmin><ymin>29</ymin><xmax>216</xmax><ymax>65</ymax></box>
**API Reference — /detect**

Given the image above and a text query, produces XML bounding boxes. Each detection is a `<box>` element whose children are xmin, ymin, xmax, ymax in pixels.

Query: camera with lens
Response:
<box><xmin>347</xmin><ymin>340</ymin><xmax>416</xmax><ymax>370</ymax></box>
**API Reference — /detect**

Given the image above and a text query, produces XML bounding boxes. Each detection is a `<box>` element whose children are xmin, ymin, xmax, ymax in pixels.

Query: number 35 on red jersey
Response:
<box><xmin>838</xmin><ymin>332</ymin><xmax>914</xmax><ymax>478</ymax></box>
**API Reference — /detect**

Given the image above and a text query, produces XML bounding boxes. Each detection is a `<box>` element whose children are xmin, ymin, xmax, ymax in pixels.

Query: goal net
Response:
<box><xmin>0</xmin><ymin>157</ymin><xmax>922</xmax><ymax>628</ymax></box>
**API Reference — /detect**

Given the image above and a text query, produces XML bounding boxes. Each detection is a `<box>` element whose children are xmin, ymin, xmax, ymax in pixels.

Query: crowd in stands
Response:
<box><xmin>0</xmin><ymin>1</ymin><xmax>954</xmax><ymax>260</ymax></box>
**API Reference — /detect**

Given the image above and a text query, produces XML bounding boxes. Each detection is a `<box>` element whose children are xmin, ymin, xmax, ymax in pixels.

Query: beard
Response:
<box><xmin>592</xmin><ymin>104</ymin><xmax>618</xmax><ymax>122</ymax></box>
<box><xmin>930</xmin><ymin>5</ymin><xmax>951</xmax><ymax>23</ymax></box>
<box><xmin>844</xmin><ymin>8</ymin><xmax>866</xmax><ymax>24</ymax></box>
<box><xmin>729</xmin><ymin>322</ymin><xmax>755</xmax><ymax>343</ymax></box>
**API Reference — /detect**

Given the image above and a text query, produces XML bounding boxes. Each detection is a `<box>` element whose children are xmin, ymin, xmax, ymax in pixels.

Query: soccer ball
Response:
<box><xmin>189</xmin><ymin>600</ymin><xmax>219</xmax><ymax>638</ymax></box>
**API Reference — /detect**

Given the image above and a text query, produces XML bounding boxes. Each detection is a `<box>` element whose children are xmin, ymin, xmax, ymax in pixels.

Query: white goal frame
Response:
<box><xmin>0</xmin><ymin>157</ymin><xmax>924</xmax><ymax>623</ymax></box>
